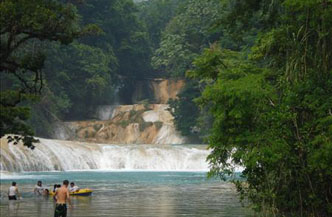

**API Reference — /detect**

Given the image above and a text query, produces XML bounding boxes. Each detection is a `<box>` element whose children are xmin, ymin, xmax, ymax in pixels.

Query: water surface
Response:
<box><xmin>0</xmin><ymin>171</ymin><xmax>253</xmax><ymax>217</ymax></box>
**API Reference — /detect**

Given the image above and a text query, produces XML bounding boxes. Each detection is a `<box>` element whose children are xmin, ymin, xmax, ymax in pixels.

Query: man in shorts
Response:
<box><xmin>54</xmin><ymin>180</ymin><xmax>72</xmax><ymax>217</ymax></box>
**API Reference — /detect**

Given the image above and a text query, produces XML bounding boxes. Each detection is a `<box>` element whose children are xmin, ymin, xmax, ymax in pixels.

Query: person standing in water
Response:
<box><xmin>34</xmin><ymin>180</ymin><xmax>44</xmax><ymax>195</ymax></box>
<box><xmin>8</xmin><ymin>182</ymin><xmax>20</xmax><ymax>200</ymax></box>
<box><xmin>54</xmin><ymin>180</ymin><xmax>72</xmax><ymax>217</ymax></box>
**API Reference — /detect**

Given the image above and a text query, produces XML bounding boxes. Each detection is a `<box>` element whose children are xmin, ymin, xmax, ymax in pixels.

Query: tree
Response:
<box><xmin>137</xmin><ymin>0</ymin><xmax>180</xmax><ymax>50</ymax></box>
<box><xmin>189</xmin><ymin>0</ymin><xmax>332</xmax><ymax>216</ymax></box>
<box><xmin>75</xmin><ymin>0</ymin><xmax>153</xmax><ymax>104</ymax></box>
<box><xmin>44</xmin><ymin>42</ymin><xmax>116</xmax><ymax>120</ymax></box>
<box><xmin>168</xmin><ymin>80</ymin><xmax>202</xmax><ymax>141</ymax></box>
<box><xmin>77</xmin><ymin>0</ymin><xmax>152</xmax><ymax>78</ymax></box>
<box><xmin>163</xmin><ymin>0</ymin><xmax>248</xmax><ymax>141</ymax></box>
<box><xmin>151</xmin><ymin>0</ymin><xmax>223</xmax><ymax>77</ymax></box>
<box><xmin>0</xmin><ymin>0</ymin><xmax>91</xmax><ymax>147</ymax></box>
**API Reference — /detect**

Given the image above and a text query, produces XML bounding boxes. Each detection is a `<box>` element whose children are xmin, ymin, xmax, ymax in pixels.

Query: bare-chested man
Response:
<box><xmin>54</xmin><ymin>180</ymin><xmax>72</xmax><ymax>217</ymax></box>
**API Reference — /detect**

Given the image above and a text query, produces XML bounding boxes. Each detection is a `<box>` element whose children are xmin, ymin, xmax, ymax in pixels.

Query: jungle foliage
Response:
<box><xmin>185</xmin><ymin>0</ymin><xmax>332</xmax><ymax>216</ymax></box>
<box><xmin>151</xmin><ymin>0</ymin><xmax>224</xmax><ymax>78</ymax></box>
<box><xmin>1</xmin><ymin>0</ymin><xmax>155</xmax><ymax>138</ymax></box>
<box><xmin>0</xmin><ymin>0</ymin><xmax>92</xmax><ymax>146</ymax></box>
<box><xmin>145</xmin><ymin>0</ymin><xmax>332</xmax><ymax>215</ymax></box>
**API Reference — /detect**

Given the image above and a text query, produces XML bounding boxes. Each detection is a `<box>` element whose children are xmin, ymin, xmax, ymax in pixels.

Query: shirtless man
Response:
<box><xmin>54</xmin><ymin>180</ymin><xmax>72</xmax><ymax>217</ymax></box>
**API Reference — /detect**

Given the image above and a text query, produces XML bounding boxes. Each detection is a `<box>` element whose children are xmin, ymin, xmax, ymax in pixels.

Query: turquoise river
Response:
<box><xmin>0</xmin><ymin>171</ymin><xmax>253</xmax><ymax>217</ymax></box>
<box><xmin>0</xmin><ymin>138</ymin><xmax>252</xmax><ymax>216</ymax></box>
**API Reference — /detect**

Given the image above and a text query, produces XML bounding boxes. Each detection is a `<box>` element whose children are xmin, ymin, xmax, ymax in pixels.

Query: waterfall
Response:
<box><xmin>0</xmin><ymin>138</ymin><xmax>210</xmax><ymax>172</ymax></box>
<box><xmin>95</xmin><ymin>105</ymin><xmax>118</xmax><ymax>120</ymax></box>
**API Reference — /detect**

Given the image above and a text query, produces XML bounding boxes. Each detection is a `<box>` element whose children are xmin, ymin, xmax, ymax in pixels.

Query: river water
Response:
<box><xmin>0</xmin><ymin>171</ymin><xmax>253</xmax><ymax>217</ymax></box>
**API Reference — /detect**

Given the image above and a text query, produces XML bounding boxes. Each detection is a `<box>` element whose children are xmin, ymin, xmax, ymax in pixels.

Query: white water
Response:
<box><xmin>0</xmin><ymin>138</ymin><xmax>210</xmax><ymax>172</ymax></box>
<box><xmin>95</xmin><ymin>105</ymin><xmax>118</xmax><ymax>120</ymax></box>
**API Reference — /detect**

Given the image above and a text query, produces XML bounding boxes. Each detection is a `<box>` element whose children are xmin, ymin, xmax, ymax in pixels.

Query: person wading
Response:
<box><xmin>34</xmin><ymin>180</ymin><xmax>44</xmax><ymax>195</ymax></box>
<box><xmin>54</xmin><ymin>180</ymin><xmax>72</xmax><ymax>217</ymax></box>
<box><xmin>8</xmin><ymin>182</ymin><xmax>20</xmax><ymax>200</ymax></box>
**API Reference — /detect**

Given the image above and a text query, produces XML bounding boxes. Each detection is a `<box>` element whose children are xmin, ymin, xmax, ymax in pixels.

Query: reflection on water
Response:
<box><xmin>0</xmin><ymin>172</ymin><xmax>253</xmax><ymax>217</ymax></box>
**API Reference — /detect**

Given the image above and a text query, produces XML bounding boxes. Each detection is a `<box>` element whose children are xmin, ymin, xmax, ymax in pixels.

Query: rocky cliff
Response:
<box><xmin>53</xmin><ymin>79</ymin><xmax>187</xmax><ymax>144</ymax></box>
<box><xmin>54</xmin><ymin>104</ymin><xmax>186</xmax><ymax>144</ymax></box>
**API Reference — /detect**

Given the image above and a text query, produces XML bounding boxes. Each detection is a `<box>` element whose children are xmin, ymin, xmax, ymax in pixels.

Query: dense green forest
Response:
<box><xmin>1</xmin><ymin>0</ymin><xmax>331</xmax><ymax>216</ymax></box>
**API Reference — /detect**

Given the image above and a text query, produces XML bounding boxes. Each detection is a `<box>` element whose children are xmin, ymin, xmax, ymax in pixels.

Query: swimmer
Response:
<box><xmin>43</xmin><ymin>189</ymin><xmax>49</xmax><ymax>196</ymax></box>
<box><xmin>69</xmin><ymin>182</ymin><xmax>80</xmax><ymax>192</ymax></box>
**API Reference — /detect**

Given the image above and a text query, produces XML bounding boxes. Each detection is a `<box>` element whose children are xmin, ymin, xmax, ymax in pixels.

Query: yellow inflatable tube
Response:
<box><xmin>49</xmin><ymin>188</ymin><xmax>93</xmax><ymax>196</ymax></box>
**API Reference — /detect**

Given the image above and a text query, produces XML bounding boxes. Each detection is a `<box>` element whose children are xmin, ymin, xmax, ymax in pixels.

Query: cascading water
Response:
<box><xmin>95</xmin><ymin>105</ymin><xmax>118</xmax><ymax>121</ymax></box>
<box><xmin>0</xmin><ymin>138</ymin><xmax>210</xmax><ymax>172</ymax></box>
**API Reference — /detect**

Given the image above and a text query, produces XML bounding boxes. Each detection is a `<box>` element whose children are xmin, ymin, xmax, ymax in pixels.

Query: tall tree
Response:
<box><xmin>0</xmin><ymin>0</ymin><xmax>92</xmax><ymax>146</ymax></box>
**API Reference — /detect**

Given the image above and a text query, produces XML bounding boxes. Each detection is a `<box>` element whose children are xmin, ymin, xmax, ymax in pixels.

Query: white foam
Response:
<box><xmin>142</xmin><ymin>110</ymin><xmax>160</xmax><ymax>122</ymax></box>
<box><xmin>154</xmin><ymin>125</ymin><xmax>186</xmax><ymax>144</ymax></box>
<box><xmin>95</xmin><ymin>105</ymin><xmax>118</xmax><ymax>120</ymax></box>
<box><xmin>0</xmin><ymin>172</ymin><xmax>53</xmax><ymax>180</ymax></box>
<box><xmin>0</xmin><ymin>138</ymin><xmax>210</xmax><ymax>172</ymax></box>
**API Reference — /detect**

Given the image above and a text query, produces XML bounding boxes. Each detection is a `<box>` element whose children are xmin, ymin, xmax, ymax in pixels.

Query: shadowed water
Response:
<box><xmin>0</xmin><ymin>171</ymin><xmax>253</xmax><ymax>217</ymax></box>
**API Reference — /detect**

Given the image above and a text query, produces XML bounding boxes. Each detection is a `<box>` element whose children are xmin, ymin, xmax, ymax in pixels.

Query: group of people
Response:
<box><xmin>33</xmin><ymin>180</ymin><xmax>49</xmax><ymax>196</ymax></box>
<box><xmin>33</xmin><ymin>180</ymin><xmax>80</xmax><ymax>195</ymax></box>
<box><xmin>8</xmin><ymin>180</ymin><xmax>80</xmax><ymax>217</ymax></box>
<box><xmin>8</xmin><ymin>180</ymin><xmax>80</xmax><ymax>200</ymax></box>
